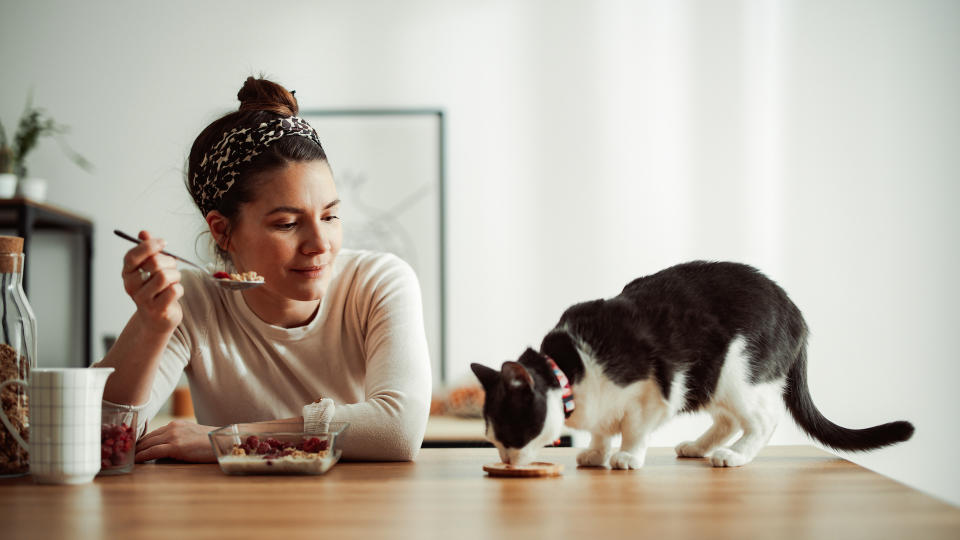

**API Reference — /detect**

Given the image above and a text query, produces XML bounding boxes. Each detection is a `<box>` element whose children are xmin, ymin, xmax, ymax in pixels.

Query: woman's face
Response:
<box><xmin>222</xmin><ymin>160</ymin><xmax>342</xmax><ymax>303</ymax></box>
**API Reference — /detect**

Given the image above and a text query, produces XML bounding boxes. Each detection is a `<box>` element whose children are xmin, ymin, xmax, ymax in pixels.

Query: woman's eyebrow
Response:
<box><xmin>266</xmin><ymin>206</ymin><xmax>304</xmax><ymax>215</ymax></box>
<box><xmin>266</xmin><ymin>199</ymin><xmax>340</xmax><ymax>216</ymax></box>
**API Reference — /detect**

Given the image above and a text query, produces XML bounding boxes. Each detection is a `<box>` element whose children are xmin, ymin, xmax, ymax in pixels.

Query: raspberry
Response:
<box><xmin>300</xmin><ymin>437</ymin><xmax>326</xmax><ymax>453</ymax></box>
<box><xmin>213</xmin><ymin>271</ymin><xmax>230</xmax><ymax>279</ymax></box>
<box><xmin>243</xmin><ymin>435</ymin><xmax>261</xmax><ymax>452</ymax></box>
<box><xmin>257</xmin><ymin>442</ymin><xmax>271</xmax><ymax>454</ymax></box>
<box><xmin>264</xmin><ymin>437</ymin><xmax>282</xmax><ymax>449</ymax></box>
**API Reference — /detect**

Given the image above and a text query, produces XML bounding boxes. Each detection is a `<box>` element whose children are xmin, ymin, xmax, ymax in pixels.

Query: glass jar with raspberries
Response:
<box><xmin>98</xmin><ymin>405</ymin><xmax>137</xmax><ymax>475</ymax></box>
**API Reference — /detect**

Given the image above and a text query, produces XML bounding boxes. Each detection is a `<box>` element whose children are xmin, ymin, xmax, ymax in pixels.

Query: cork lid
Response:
<box><xmin>0</xmin><ymin>236</ymin><xmax>25</xmax><ymax>273</ymax></box>
<box><xmin>0</xmin><ymin>236</ymin><xmax>23</xmax><ymax>254</ymax></box>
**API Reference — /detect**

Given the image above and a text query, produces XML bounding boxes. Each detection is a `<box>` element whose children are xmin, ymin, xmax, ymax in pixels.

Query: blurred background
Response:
<box><xmin>1</xmin><ymin>0</ymin><xmax>957</xmax><ymax>505</ymax></box>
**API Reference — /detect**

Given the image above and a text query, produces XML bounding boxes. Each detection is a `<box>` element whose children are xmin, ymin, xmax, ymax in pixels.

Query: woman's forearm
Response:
<box><xmin>101</xmin><ymin>230</ymin><xmax>185</xmax><ymax>406</ymax></box>
<box><xmin>332</xmin><ymin>394</ymin><xmax>429</xmax><ymax>461</ymax></box>
<box><xmin>98</xmin><ymin>312</ymin><xmax>176</xmax><ymax>406</ymax></box>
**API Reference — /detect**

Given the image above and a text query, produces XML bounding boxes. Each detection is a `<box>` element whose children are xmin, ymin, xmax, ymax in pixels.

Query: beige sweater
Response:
<box><xmin>115</xmin><ymin>249</ymin><xmax>432</xmax><ymax>461</ymax></box>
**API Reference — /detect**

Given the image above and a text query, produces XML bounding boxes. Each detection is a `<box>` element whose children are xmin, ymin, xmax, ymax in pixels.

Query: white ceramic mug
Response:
<box><xmin>0</xmin><ymin>367</ymin><xmax>114</xmax><ymax>484</ymax></box>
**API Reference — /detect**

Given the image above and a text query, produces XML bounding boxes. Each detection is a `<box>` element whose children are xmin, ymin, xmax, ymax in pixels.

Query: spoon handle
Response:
<box><xmin>112</xmin><ymin>230</ymin><xmax>207</xmax><ymax>272</ymax></box>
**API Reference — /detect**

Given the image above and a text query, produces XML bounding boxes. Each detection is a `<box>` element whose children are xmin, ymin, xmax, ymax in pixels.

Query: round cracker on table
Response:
<box><xmin>483</xmin><ymin>462</ymin><xmax>563</xmax><ymax>478</ymax></box>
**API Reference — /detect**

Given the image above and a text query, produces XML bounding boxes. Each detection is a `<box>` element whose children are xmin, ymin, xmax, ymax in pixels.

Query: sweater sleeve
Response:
<box><xmin>99</xmin><ymin>324</ymin><xmax>191</xmax><ymax>440</ymax></box>
<box><xmin>331</xmin><ymin>256</ymin><xmax>432</xmax><ymax>461</ymax></box>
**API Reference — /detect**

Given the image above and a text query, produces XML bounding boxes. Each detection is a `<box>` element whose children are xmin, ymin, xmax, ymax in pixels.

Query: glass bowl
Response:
<box><xmin>99</xmin><ymin>405</ymin><xmax>137</xmax><ymax>475</ymax></box>
<box><xmin>208</xmin><ymin>421</ymin><xmax>348</xmax><ymax>475</ymax></box>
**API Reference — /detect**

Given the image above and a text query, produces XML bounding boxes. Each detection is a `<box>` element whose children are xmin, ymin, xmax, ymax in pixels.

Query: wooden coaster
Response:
<box><xmin>483</xmin><ymin>462</ymin><xmax>563</xmax><ymax>478</ymax></box>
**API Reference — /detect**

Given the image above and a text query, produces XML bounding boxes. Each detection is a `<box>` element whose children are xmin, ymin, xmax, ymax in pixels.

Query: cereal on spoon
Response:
<box><xmin>213</xmin><ymin>270</ymin><xmax>265</xmax><ymax>282</ymax></box>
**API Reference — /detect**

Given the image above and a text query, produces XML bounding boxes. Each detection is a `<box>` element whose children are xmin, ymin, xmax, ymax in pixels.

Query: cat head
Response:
<box><xmin>470</xmin><ymin>348</ymin><xmax>565</xmax><ymax>465</ymax></box>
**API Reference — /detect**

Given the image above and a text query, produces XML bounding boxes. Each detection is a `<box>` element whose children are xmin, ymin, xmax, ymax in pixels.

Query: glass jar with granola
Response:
<box><xmin>0</xmin><ymin>236</ymin><xmax>37</xmax><ymax>478</ymax></box>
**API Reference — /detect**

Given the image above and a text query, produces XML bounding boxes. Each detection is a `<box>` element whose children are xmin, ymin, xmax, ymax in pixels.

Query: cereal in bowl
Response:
<box><xmin>218</xmin><ymin>435</ymin><xmax>334</xmax><ymax>474</ymax></box>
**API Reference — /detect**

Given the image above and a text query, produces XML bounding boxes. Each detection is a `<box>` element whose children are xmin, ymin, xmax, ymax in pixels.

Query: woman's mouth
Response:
<box><xmin>290</xmin><ymin>265</ymin><xmax>327</xmax><ymax>279</ymax></box>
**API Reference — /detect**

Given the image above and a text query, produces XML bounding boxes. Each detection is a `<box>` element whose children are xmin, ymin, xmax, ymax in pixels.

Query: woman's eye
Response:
<box><xmin>323</xmin><ymin>215</ymin><xmax>340</xmax><ymax>223</ymax></box>
<box><xmin>275</xmin><ymin>222</ymin><xmax>297</xmax><ymax>230</ymax></box>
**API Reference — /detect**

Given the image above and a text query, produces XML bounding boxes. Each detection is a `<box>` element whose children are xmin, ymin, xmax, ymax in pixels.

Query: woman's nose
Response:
<box><xmin>301</xmin><ymin>237</ymin><xmax>330</xmax><ymax>255</ymax></box>
<box><xmin>300</xmin><ymin>221</ymin><xmax>331</xmax><ymax>255</ymax></box>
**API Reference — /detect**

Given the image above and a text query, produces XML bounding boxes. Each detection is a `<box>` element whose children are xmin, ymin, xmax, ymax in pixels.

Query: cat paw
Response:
<box><xmin>710</xmin><ymin>448</ymin><xmax>750</xmax><ymax>467</ymax></box>
<box><xmin>675</xmin><ymin>441</ymin><xmax>708</xmax><ymax>458</ymax></box>
<box><xmin>576</xmin><ymin>448</ymin><xmax>608</xmax><ymax>467</ymax></box>
<box><xmin>610</xmin><ymin>451</ymin><xmax>644</xmax><ymax>470</ymax></box>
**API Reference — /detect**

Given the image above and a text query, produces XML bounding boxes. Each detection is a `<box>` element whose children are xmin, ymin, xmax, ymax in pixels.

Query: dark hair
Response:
<box><xmin>186</xmin><ymin>76</ymin><xmax>328</xmax><ymax>263</ymax></box>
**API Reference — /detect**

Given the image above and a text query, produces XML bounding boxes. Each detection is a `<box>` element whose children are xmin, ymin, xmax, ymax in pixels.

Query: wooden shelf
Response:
<box><xmin>0</xmin><ymin>197</ymin><xmax>93</xmax><ymax>366</ymax></box>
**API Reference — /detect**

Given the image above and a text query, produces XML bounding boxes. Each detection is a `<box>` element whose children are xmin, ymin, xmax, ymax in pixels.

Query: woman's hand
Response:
<box><xmin>122</xmin><ymin>230</ymin><xmax>183</xmax><ymax>334</ymax></box>
<box><xmin>135</xmin><ymin>420</ymin><xmax>218</xmax><ymax>463</ymax></box>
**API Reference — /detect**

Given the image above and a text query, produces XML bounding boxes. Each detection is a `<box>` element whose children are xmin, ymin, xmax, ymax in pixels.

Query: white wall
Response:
<box><xmin>1</xmin><ymin>0</ymin><xmax>957</xmax><ymax>505</ymax></box>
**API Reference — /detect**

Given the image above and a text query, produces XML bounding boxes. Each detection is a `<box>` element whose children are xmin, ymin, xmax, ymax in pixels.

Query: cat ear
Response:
<box><xmin>470</xmin><ymin>363</ymin><xmax>500</xmax><ymax>391</ymax></box>
<box><xmin>518</xmin><ymin>348</ymin><xmax>542</xmax><ymax>363</ymax></box>
<box><xmin>501</xmin><ymin>361</ymin><xmax>534</xmax><ymax>390</ymax></box>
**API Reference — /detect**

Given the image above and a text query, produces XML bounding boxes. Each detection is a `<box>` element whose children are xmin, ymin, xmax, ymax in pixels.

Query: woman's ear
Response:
<box><xmin>205</xmin><ymin>211</ymin><xmax>231</xmax><ymax>252</ymax></box>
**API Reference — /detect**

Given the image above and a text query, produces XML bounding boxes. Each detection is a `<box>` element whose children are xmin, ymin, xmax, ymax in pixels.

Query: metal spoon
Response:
<box><xmin>113</xmin><ymin>229</ymin><xmax>264</xmax><ymax>291</ymax></box>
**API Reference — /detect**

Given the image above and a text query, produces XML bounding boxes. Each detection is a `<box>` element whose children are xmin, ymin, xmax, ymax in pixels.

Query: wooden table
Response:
<box><xmin>1</xmin><ymin>446</ymin><xmax>957</xmax><ymax>539</ymax></box>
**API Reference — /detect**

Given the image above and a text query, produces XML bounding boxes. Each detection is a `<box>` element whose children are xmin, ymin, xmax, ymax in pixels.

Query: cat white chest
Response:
<box><xmin>565</xmin><ymin>357</ymin><xmax>672</xmax><ymax>435</ymax></box>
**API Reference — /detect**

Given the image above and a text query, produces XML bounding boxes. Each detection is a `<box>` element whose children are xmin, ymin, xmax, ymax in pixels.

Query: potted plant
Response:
<box><xmin>0</xmin><ymin>126</ymin><xmax>16</xmax><ymax>198</ymax></box>
<box><xmin>0</xmin><ymin>96</ymin><xmax>92</xmax><ymax>201</ymax></box>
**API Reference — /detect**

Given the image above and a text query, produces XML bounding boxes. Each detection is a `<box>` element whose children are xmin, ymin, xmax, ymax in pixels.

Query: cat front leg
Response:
<box><xmin>576</xmin><ymin>434</ymin><xmax>613</xmax><ymax>467</ymax></box>
<box><xmin>610</xmin><ymin>437</ymin><xmax>648</xmax><ymax>470</ymax></box>
<box><xmin>610</xmin><ymin>409</ymin><xmax>663</xmax><ymax>470</ymax></box>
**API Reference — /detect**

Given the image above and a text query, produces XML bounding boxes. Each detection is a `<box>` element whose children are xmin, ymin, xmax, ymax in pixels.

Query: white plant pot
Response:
<box><xmin>18</xmin><ymin>177</ymin><xmax>48</xmax><ymax>202</ymax></box>
<box><xmin>0</xmin><ymin>173</ymin><xmax>17</xmax><ymax>198</ymax></box>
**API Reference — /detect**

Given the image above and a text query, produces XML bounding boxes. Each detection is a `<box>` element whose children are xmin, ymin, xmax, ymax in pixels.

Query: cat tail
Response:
<box><xmin>783</xmin><ymin>346</ymin><xmax>914</xmax><ymax>451</ymax></box>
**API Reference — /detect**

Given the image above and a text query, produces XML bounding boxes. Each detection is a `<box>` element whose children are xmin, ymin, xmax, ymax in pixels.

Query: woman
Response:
<box><xmin>96</xmin><ymin>77</ymin><xmax>431</xmax><ymax>462</ymax></box>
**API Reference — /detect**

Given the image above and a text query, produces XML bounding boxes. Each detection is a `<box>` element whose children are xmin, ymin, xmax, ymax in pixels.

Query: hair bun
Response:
<box><xmin>237</xmin><ymin>76</ymin><xmax>299</xmax><ymax>116</ymax></box>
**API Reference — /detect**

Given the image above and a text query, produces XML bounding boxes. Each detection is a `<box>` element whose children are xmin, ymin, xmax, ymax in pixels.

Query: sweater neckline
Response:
<box><xmin>231</xmin><ymin>288</ymin><xmax>326</xmax><ymax>341</ymax></box>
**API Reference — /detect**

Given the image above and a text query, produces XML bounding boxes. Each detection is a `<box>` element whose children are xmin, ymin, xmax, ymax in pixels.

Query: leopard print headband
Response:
<box><xmin>190</xmin><ymin>116</ymin><xmax>323</xmax><ymax>216</ymax></box>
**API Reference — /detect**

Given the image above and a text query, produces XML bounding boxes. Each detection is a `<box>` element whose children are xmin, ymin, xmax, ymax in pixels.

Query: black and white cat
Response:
<box><xmin>471</xmin><ymin>261</ymin><xmax>914</xmax><ymax>469</ymax></box>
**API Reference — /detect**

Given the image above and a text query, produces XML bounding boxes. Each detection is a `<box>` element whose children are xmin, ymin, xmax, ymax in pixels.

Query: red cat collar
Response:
<box><xmin>545</xmin><ymin>355</ymin><xmax>575</xmax><ymax>418</ymax></box>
